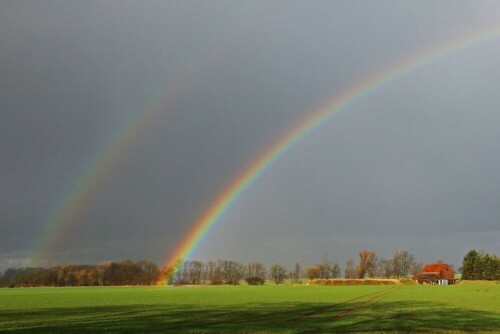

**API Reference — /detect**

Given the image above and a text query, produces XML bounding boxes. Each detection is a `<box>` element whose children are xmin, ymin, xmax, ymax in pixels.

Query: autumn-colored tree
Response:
<box><xmin>356</xmin><ymin>250</ymin><xmax>377</xmax><ymax>278</ymax></box>
<box><xmin>76</xmin><ymin>269</ymin><xmax>89</xmax><ymax>286</ymax></box>
<box><xmin>306</xmin><ymin>265</ymin><xmax>321</xmax><ymax>280</ymax></box>
<box><xmin>56</xmin><ymin>264</ymin><xmax>79</xmax><ymax>286</ymax></box>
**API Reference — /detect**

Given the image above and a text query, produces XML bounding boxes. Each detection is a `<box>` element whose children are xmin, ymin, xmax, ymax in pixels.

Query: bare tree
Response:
<box><xmin>331</xmin><ymin>262</ymin><xmax>341</xmax><ymax>278</ymax></box>
<box><xmin>290</xmin><ymin>263</ymin><xmax>301</xmax><ymax>283</ymax></box>
<box><xmin>345</xmin><ymin>258</ymin><xmax>357</xmax><ymax>279</ymax></box>
<box><xmin>245</xmin><ymin>262</ymin><xmax>266</xmax><ymax>285</ymax></box>
<box><xmin>377</xmin><ymin>257</ymin><xmax>393</xmax><ymax>278</ymax></box>
<box><xmin>317</xmin><ymin>255</ymin><xmax>340</xmax><ymax>279</ymax></box>
<box><xmin>318</xmin><ymin>256</ymin><xmax>330</xmax><ymax>279</ymax></box>
<box><xmin>410</xmin><ymin>261</ymin><xmax>423</xmax><ymax>276</ymax></box>
<box><xmin>178</xmin><ymin>261</ymin><xmax>189</xmax><ymax>284</ymax></box>
<box><xmin>391</xmin><ymin>249</ymin><xmax>416</xmax><ymax>278</ymax></box>
<box><xmin>207</xmin><ymin>261</ymin><xmax>216</xmax><ymax>283</ymax></box>
<box><xmin>201</xmin><ymin>263</ymin><xmax>209</xmax><ymax>285</ymax></box>
<box><xmin>367</xmin><ymin>255</ymin><xmax>379</xmax><ymax>278</ymax></box>
<box><xmin>270</xmin><ymin>264</ymin><xmax>287</xmax><ymax>284</ymax></box>
<box><xmin>137</xmin><ymin>260</ymin><xmax>159</xmax><ymax>285</ymax></box>
<box><xmin>221</xmin><ymin>260</ymin><xmax>244</xmax><ymax>285</ymax></box>
<box><xmin>188</xmin><ymin>260</ymin><xmax>204</xmax><ymax>285</ymax></box>
<box><xmin>210</xmin><ymin>262</ymin><xmax>223</xmax><ymax>285</ymax></box>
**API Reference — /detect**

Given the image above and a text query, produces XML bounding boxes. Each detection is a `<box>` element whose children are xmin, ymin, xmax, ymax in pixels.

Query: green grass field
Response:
<box><xmin>1</xmin><ymin>284</ymin><xmax>499</xmax><ymax>333</ymax></box>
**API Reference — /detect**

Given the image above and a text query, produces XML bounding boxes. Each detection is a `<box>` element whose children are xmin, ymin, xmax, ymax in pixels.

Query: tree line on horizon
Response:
<box><xmin>0</xmin><ymin>249</ymin><xmax>421</xmax><ymax>287</ymax></box>
<box><xmin>0</xmin><ymin>259</ymin><xmax>160</xmax><ymax>288</ymax></box>
<box><xmin>307</xmin><ymin>249</ymin><xmax>423</xmax><ymax>280</ymax></box>
<box><xmin>1</xmin><ymin>249</ymin><xmax>497</xmax><ymax>288</ymax></box>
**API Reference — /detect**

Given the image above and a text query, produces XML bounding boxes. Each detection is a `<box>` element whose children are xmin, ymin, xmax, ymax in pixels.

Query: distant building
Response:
<box><xmin>413</xmin><ymin>263</ymin><xmax>455</xmax><ymax>285</ymax></box>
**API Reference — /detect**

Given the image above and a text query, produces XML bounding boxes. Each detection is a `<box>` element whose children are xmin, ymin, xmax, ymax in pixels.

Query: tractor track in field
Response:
<box><xmin>288</xmin><ymin>286</ymin><xmax>399</xmax><ymax>323</ymax></box>
<box><xmin>329</xmin><ymin>286</ymin><xmax>400</xmax><ymax>321</ymax></box>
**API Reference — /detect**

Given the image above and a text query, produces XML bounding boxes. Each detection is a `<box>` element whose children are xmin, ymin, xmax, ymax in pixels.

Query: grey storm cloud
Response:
<box><xmin>1</xmin><ymin>1</ymin><xmax>499</xmax><ymax>270</ymax></box>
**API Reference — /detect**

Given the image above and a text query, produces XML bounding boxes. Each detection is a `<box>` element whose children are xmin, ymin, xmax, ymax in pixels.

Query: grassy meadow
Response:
<box><xmin>0</xmin><ymin>283</ymin><xmax>499</xmax><ymax>333</ymax></box>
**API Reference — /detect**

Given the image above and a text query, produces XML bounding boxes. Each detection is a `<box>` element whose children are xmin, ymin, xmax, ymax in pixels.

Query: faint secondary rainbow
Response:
<box><xmin>31</xmin><ymin>91</ymin><xmax>174</xmax><ymax>267</ymax></box>
<box><xmin>159</xmin><ymin>26</ymin><xmax>500</xmax><ymax>280</ymax></box>
<box><xmin>31</xmin><ymin>64</ymin><xmax>201</xmax><ymax>267</ymax></box>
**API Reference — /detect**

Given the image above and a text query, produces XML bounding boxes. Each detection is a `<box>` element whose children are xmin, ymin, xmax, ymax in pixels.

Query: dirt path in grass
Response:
<box><xmin>289</xmin><ymin>286</ymin><xmax>400</xmax><ymax>323</ymax></box>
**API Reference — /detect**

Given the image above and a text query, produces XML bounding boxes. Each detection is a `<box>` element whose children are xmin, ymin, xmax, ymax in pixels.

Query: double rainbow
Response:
<box><xmin>31</xmin><ymin>25</ymin><xmax>500</xmax><ymax>274</ymax></box>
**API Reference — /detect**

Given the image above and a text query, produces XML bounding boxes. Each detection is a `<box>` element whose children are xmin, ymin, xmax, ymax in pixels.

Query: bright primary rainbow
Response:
<box><xmin>158</xmin><ymin>27</ymin><xmax>500</xmax><ymax>281</ymax></box>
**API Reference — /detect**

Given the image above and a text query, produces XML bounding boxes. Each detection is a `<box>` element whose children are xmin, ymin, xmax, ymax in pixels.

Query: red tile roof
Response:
<box><xmin>421</xmin><ymin>263</ymin><xmax>453</xmax><ymax>273</ymax></box>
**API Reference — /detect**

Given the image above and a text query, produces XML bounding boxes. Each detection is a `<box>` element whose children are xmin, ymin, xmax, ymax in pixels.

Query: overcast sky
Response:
<box><xmin>1</xmin><ymin>1</ymin><xmax>499</xmax><ymax>271</ymax></box>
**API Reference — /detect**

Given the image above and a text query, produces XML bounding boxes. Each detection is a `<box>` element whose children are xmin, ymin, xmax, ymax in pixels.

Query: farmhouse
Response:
<box><xmin>413</xmin><ymin>263</ymin><xmax>455</xmax><ymax>285</ymax></box>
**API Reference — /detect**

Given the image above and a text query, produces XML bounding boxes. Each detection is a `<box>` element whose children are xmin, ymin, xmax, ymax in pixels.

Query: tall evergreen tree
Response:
<box><xmin>461</xmin><ymin>249</ymin><xmax>479</xmax><ymax>280</ymax></box>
